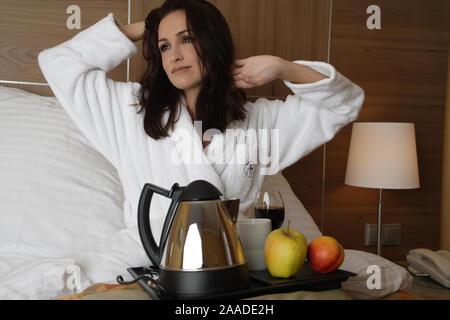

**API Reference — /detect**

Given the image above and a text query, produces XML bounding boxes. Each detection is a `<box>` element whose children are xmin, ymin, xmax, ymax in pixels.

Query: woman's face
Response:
<box><xmin>158</xmin><ymin>10</ymin><xmax>203</xmax><ymax>94</ymax></box>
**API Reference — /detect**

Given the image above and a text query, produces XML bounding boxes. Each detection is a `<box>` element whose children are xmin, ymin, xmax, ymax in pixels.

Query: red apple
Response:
<box><xmin>307</xmin><ymin>236</ymin><xmax>344</xmax><ymax>274</ymax></box>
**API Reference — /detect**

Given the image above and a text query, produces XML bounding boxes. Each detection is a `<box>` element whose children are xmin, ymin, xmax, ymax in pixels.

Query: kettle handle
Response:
<box><xmin>137</xmin><ymin>183</ymin><xmax>182</xmax><ymax>267</ymax></box>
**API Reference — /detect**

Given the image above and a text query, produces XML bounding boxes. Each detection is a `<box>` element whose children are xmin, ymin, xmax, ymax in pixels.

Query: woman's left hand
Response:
<box><xmin>233</xmin><ymin>55</ymin><xmax>285</xmax><ymax>89</ymax></box>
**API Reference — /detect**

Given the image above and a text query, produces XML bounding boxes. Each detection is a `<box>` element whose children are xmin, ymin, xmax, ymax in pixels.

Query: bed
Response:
<box><xmin>0</xmin><ymin>85</ymin><xmax>413</xmax><ymax>300</ymax></box>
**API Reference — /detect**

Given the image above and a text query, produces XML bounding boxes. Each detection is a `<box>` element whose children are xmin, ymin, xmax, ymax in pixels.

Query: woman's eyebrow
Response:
<box><xmin>158</xmin><ymin>29</ymin><xmax>192</xmax><ymax>42</ymax></box>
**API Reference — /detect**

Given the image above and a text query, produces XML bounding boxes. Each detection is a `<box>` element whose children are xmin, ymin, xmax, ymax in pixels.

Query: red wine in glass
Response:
<box><xmin>254</xmin><ymin>191</ymin><xmax>285</xmax><ymax>230</ymax></box>
<box><xmin>254</xmin><ymin>206</ymin><xmax>285</xmax><ymax>230</ymax></box>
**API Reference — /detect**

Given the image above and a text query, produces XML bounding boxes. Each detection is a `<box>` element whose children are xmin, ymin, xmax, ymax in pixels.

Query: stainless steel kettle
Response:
<box><xmin>136</xmin><ymin>180</ymin><xmax>249</xmax><ymax>297</ymax></box>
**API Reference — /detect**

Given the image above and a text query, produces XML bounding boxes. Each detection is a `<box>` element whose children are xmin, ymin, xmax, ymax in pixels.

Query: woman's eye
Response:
<box><xmin>183</xmin><ymin>36</ymin><xmax>193</xmax><ymax>44</ymax></box>
<box><xmin>160</xmin><ymin>44</ymin><xmax>169</xmax><ymax>52</ymax></box>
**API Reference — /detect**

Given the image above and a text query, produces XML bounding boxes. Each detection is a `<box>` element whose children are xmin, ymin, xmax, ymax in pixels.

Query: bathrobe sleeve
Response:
<box><xmin>251</xmin><ymin>60</ymin><xmax>365</xmax><ymax>173</ymax></box>
<box><xmin>38</xmin><ymin>13</ymin><xmax>138</xmax><ymax>169</ymax></box>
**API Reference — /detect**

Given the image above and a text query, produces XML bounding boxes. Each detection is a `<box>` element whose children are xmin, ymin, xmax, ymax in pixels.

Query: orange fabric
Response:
<box><xmin>59</xmin><ymin>282</ymin><xmax>142</xmax><ymax>300</ymax></box>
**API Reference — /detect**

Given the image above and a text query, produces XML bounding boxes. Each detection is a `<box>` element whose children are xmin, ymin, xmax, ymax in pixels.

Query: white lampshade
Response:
<box><xmin>345</xmin><ymin>122</ymin><xmax>420</xmax><ymax>189</ymax></box>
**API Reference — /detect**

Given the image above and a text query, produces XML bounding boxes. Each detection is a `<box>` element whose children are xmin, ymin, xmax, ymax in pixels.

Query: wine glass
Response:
<box><xmin>253</xmin><ymin>191</ymin><xmax>285</xmax><ymax>230</ymax></box>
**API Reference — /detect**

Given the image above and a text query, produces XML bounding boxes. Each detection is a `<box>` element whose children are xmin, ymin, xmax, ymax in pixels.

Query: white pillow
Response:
<box><xmin>0</xmin><ymin>86</ymin><xmax>126</xmax><ymax>260</ymax></box>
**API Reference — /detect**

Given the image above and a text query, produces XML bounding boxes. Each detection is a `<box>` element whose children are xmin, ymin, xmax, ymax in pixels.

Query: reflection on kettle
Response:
<box><xmin>136</xmin><ymin>180</ymin><xmax>249</xmax><ymax>297</ymax></box>
<box><xmin>182</xmin><ymin>223</ymin><xmax>202</xmax><ymax>269</ymax></box>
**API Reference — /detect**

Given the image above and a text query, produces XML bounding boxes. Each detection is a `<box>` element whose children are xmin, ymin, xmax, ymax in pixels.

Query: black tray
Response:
<box><xmin>127</xmin><ymin>261</ymin><xmax>356</xmax><ymax>300</ymax></box>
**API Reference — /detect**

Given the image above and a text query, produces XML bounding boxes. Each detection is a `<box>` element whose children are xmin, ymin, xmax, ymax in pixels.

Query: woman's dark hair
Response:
<box><xmin>136</xmin><ymin>0</ymin><xmax>247</xmax><ymax>140</ymax></box>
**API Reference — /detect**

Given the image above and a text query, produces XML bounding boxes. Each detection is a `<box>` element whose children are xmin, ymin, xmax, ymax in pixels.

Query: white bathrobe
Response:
<box><xmin>38</xmin><ymin>13</ymin><xmax>364</xmax><ymax>274</ymax></box>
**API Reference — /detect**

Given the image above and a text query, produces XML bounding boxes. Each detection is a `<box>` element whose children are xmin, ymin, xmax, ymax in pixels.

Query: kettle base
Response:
<box><xmin>158</xmin><ymin>263</ymin><xmax>249</xmax><ymax>298</ymax></box>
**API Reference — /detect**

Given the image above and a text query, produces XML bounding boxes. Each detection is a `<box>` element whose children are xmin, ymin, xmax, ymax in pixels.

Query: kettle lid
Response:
<box><xmin>179</xmin><ymin>180</ymin><xmax>222</xmax><ymax>201</ymax></box>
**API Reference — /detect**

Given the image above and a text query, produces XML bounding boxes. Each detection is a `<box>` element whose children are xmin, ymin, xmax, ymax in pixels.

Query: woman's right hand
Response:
<box><xmin>119</xmin><ymin>21</ymin><xmax>146</xmax><ymax>42</ymax></box>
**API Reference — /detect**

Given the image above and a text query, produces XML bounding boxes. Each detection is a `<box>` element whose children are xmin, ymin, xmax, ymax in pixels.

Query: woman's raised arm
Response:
<box><xmin>233</xmin><ymin>55</ymin><xmax>328</xmax><ymax>89</ymax></box>
<box><xmin>241</xmin><ymin>57</ymin><xmax>365</xmax><ymax>174</ymax></box>
<box><xmin>38</xmin><ymin>14</ymin><xmax>140</xmax><ymax>169</ymax></box>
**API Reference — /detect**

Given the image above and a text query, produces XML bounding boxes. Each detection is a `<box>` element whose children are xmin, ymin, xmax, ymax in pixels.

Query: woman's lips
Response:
<box><xmin>172</xmin><ymin>66</ymin><xmax>191</xmax><ymax>74</ymax></box>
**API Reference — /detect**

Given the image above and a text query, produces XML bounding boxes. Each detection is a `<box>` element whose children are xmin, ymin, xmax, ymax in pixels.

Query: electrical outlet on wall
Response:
<box><xmin>364</xmin><ymin>223</ymin><xmax>402</xmax><ymax>246</ymax></box>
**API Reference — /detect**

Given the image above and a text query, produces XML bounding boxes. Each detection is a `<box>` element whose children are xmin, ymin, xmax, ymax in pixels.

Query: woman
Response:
<box><xmin>38</xmin><ymin>0</ymin><xmax>364</xmax><ymax>277</ymax></box>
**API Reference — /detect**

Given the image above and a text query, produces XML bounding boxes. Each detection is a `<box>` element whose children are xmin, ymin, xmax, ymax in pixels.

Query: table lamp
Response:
<box><xmin>345</xmin><ymin>122</ymin><xmax>420</xmax><ymax>256</ymax></box>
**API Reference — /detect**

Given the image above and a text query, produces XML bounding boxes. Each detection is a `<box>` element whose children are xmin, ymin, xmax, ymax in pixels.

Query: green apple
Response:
<box><xmin>264</xmin><ymin>220</ymin><xmax>308</xmax><ymax>278</ymax></box>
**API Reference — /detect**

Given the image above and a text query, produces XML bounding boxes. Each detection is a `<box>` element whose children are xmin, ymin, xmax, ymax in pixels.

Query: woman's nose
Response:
<box><xmin>170</xmin><ymin>45</ymin><xmax>183</xmax><ymax>63</ymax></box>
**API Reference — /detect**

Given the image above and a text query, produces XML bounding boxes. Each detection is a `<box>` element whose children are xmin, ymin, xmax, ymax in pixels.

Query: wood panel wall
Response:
<box><xmin>327</xmin><ymin>0</ymin><xmax>450</xmax><ymax>260</ymax></box>
<box><xmin>0</xmin><ymin>0</ymin><xmax>129</xmax><ymax>95</ymax></box>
